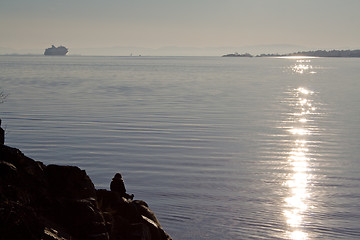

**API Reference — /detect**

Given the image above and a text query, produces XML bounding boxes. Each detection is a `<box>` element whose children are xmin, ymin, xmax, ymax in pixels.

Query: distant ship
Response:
<box><xmin>44</xmin><ymin>45</ymin><xmax>68</xmax><ymax>56</ymax></box>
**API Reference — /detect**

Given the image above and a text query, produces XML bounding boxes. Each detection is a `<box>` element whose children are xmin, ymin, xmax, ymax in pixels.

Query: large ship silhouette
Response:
<box><xmin>44</xmin><ymin>45</ymin><xmax>68</xmax><ymax>56</ymax></box>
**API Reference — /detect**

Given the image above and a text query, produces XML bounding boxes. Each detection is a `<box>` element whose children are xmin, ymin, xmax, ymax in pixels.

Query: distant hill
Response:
<box><xmin>222</xmin><ymin>52</ymin><xmax>253</xmax><ymax>57</ymax></box>
<box><xmin>255</xmin><ymin>49</ymin><xmax>360</xmax><ymax>58</ymax></box>
<box><xmin>289</xmin><ymin>49</ymin><xmax>360</xmax><ymax>57</ymax></box>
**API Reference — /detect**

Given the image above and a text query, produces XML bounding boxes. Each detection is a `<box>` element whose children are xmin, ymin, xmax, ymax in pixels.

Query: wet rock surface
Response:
<box><xmin>0</xmin><ymin>145</ymin><xmax>172</xmax><ymax>240</ymax></box>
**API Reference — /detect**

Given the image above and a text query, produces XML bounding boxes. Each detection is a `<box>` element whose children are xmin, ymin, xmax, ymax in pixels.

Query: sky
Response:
<box><xmin>1</xmin><ymin>0</ymin><xmax>360</xmax><ymax>55</ymax></box>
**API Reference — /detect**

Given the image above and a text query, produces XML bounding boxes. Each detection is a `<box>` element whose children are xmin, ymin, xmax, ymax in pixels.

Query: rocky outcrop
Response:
<box><xmin>0</xmin><ymin>144</ymin><xmax>172</xmax><ymax>240</ymax></box>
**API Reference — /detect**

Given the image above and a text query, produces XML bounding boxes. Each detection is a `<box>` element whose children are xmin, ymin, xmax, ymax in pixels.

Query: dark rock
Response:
<box><xmin>0</xmin><ymin>160</ymin><xmax>17</xmax><ymax>181</ymax></box>
<box><xmin>0</xmin><ymin>200</ymin><xmax>44</xmax><ymax>240</ymax></box>
<box><xmin>45</xmin><ymin>165</ymin><xmax>96</xmax><ymax>199</ymax></box>
<box><xmin>97</xmin><ymin>190</ymin><xmax>172</xmax><ymax>240</ymax></box>
<box><xmin>0</xmin><ymin>144</ymin><xmax>172</xmax><ymax>240</ymax></box>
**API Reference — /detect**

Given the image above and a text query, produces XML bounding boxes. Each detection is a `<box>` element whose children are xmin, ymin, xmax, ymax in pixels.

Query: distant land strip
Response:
<box><xmin>223</xmin><ymin>49</ymin><xmax>360</xmax><ymax>58</ymax></box>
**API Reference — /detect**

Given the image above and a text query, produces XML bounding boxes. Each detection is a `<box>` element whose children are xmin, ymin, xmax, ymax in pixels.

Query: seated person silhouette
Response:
<box><xmin>110</xmin><ymin>173</ymin><xmax>134</xmax><ymax>200</ymax></box>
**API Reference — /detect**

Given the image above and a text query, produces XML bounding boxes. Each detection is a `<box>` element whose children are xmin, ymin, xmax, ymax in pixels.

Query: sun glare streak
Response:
<box><xmin>298</xmin><ymin>88</ymin><xmax>310</xmax><ymax>95</ymax></box>
<box><xmin>282</xmin><ymin>59</ymin><xmax>317</xmax><ymax>239</ymax></box>
<box><xmin>297</xmin><ymin>88</ymin><xmax>314</xmax><ymax>95</ymax></box>
<box><xmin>289</xmin><ymin>128</ymin><xmax>310</xmax><ymax>135</ymax></box>
<box><xmin>278</xmin><ymin>56</ymin><xmax>317</xmax><ymax>59</ymax></box>
<box><xmin>284</xmin><ymin>139</ymin><xmax>311</xmax><ymax>239</ymax></box>
<box><xmin>299</xmin><ymin>118</ymin><xmax>307</xmax><ymax>123</ymax></box>
<box><xmin>299</xmin><ymin>98</ymin><xmax>308</xmax><ymax>106</ymax></box>
<box><xmin>290</xmin><ymin>60</ymin><xmax>316</xmax><ymax>74</ymax></box>
<box><xmin>290</xmin><ymin>230</ymin><xmax>308</xmax><ymax>240</ymax></box>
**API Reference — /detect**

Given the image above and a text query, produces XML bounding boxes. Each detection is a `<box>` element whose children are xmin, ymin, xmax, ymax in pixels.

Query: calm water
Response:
<box><xmin>1</xmin><ymin>56</ymin><xmax>360</xmax><ymax>239</ymax></box>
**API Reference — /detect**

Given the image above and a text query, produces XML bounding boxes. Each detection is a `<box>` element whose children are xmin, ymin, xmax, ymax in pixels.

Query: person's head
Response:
<box><xmin>113</xmin><ymin>173</ymin><xmax>122</xmax><ymax>180</ymax></box>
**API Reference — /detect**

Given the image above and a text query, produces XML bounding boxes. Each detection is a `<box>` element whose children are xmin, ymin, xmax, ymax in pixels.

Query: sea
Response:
<box><xmin>1</xmin><ymin>55</ymin><xmax>360</xmax><ymax>240</ymax></box>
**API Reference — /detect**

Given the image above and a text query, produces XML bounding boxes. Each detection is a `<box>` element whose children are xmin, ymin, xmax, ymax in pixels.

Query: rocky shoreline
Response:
<box><xmin>0</xmin><ymin>143</ymin><xmax>172</xmax><ymax>240</ymax></box>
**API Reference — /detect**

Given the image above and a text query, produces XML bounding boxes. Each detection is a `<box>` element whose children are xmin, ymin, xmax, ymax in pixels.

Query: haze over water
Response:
<box><xmin>1</xmin><ymin>56</ymin><xmax>360</xmax><ymax>239</ymax></box>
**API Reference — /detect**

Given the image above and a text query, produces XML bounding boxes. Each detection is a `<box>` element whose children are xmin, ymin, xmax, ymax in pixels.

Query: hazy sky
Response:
<box><xmin>1</xmin><ymin>0</ymin><xmax>360</xmax><ymax>54</ymax></box>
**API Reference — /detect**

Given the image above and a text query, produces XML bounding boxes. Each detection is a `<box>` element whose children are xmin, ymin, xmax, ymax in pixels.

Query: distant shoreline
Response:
<box><xmin>223</xmin><ymin>49</ymin><xmax>360</xmax><ymax>58</ymax></box>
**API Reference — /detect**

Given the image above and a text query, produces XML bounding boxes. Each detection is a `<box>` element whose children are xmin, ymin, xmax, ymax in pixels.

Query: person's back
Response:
<box><xmin>110</xmin><ymin>173</ymin><xmax>126</xmax><ymax>194</ymax></box>
<box><xmin>110</xmin><ymin>173</ymin><xmax>134</xmax><ymax>200</ymax></box>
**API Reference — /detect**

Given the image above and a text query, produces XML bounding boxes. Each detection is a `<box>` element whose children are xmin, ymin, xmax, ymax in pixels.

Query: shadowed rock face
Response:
<box><xmin>0</xmin><ymin>145</ymin><xmax>172</xmax><ymax>240</ymax></box>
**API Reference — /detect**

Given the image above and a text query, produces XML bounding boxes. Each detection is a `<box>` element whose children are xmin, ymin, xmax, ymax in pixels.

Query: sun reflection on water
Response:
<box><xmin>289</xmin><ymin>59</ymin><xmax>317</xmax><ymax>75</ymax></box>
<box><xmin>283</xmin><ymin>59</ymin><xmax>317</xmax><ymax>239</ymax></box>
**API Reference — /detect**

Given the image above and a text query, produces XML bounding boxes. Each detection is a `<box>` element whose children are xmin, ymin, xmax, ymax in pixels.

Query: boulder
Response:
<box><xmin>96</xmin><ymin>190</ymin><xmax>171</xmax><ymax>240</ymax></box>
<box><xmin>0</xmin><ymin>145</ymin><xmax>172</xmax><ymax>240</ymax></box>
